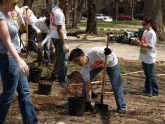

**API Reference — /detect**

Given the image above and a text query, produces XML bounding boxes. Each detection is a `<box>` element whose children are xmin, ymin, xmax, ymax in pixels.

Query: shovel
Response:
<box><xmin>25</xmin><ymin>8</ymin><xmax>29</xmax><ymax>58</ymax></box>
<box><xmin>95</xmin><ymin>33</ymin><xmax>110</xmax><ymax>116</ymax></box>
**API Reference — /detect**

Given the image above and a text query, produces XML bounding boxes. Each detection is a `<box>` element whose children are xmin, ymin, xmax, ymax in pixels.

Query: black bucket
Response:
<box><xmin>68</xmin><ymin>96</ymin><xmax>85</xmax><ymax>116</ymax></box>
<box><xmin>28</xmin><ymin>67</ymin><xmax>42</xmax><ymax>83</ymax></box>
<box><xmin>37</xmin><ymin>82</ymin><xmax>52</xmax><ymax>95</ymax></box>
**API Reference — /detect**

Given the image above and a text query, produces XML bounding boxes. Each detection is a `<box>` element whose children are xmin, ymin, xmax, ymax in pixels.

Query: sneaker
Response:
<box><xmin>92</xmin><ymin>92</ymin><xmax>98</xmax><ymax>98</ymax></box>
<box><xmin>142</xmin><ymin>90</ymin><xmax>150</xmax><ymax>94</ymax></box>
<box><xmin>117</xmin><ymin>108</ymin><xmax>127</xmax><ymax>114</ymax></box>
<box><xmin>142</xmin><ymin>91</ymin><xmax>153</xmax><ymax>97</ymax></box>
<box><xmin>152</xmin><ymin>93</ymin><xmax>159</xmax><ymax>96</ymax></box>
<box><xmin>49</xmin><ymin>74</ymin><xmax>58</xmax><ymax>81</ymax></box>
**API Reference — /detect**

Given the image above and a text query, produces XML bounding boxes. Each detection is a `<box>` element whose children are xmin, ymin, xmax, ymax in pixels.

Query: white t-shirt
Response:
<box><xmin>81</xmin><ymin>47</ymin><xmax>118</xmax><ymax>81</ymax></box>
<box><xmin>139</xmin><ymin>28</ymin><xmax>157</xmax><ymax>64</ymax></box>
<box><xmin>50</xmin><ymin>5</ymin><xmax>67</xmax><ymax>39</ymax></box>
<box><xmin>34</xmin><ymin>17</ymin><xmax>49</xmax><ymax>33</ymax></box>
<box><xmin>19</xmin><ymin>7</ymin><xmax>38</xmax><ymax>25</ymax></box>
<box><xmin>28</xmin><ymin>12</ymin><xmax>38</xmax><ymax>25</ymax></box>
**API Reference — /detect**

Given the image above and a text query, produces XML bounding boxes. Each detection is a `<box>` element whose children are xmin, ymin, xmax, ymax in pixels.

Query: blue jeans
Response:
<box><xmin>82</xmin><ymin>64</ymin><xmax>127</xmax><ymax>110</ymax></box>
<box><xmin>0</xmin><ymin>54</ymin><xmax>39</xmax><ymax>124</ymax></box>
<box><xmin>43</xmin><ymin>38</ymin><xmax>51</xmax><ymax>63</ymax></box>
<box><xmin>37</xmin><ymin>33</ymin><xmax>51</xmax><ymax>63</ymax></box>
<box><xmin>142</xmin><ymin>62</ymin><xmax>159</xmax><ymax>94</ymax></box>
<box><xmin>51</xmin><ymin>38</ymin><xmax>68</xmax><ymax>83</ymax></box>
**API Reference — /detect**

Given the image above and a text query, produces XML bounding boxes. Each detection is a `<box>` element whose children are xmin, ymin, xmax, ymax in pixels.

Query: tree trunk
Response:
<box><xmin>72</xmin><ymin>0</ymin><xmax>78</xmax><ymax>28</ymax></box>
<box><xmin>115</xmin><ymin>1</ymin><xmax>118</xmax><ymax>21</ymax></box>
<box><xmin>144</xmin><ymin>0</ymin><xmax>165</xmax><ymax>41</ymax></box>
<box><xmin>131</xmin><ymin>0</ymin><xmax>134</xmax><ymax>21</ymax></box>
<box><xmin>86</xmin><ymin>0</ymin><xmax>97</xmax><ymax>34</ymax></box>
<box><xmin>162</xmin><ymin>0</ymin><xmax>165</xmax><ymax>26</ymax></box>
<box><xmin>66</xmin><ymin>1</ymin><xmax>71</xmax><ymax>28</ymax></box>
<box><xmin>23</xmin><ymin>0</ymin><xmax>34</xmax><ymax>9</ymax></box>
<box><xmin>71</xmin><ymin>0</ymin><xmax>86</xmax><ymax>29</ymax></box>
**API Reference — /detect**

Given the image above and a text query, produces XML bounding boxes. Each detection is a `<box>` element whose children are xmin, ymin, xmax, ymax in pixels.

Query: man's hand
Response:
<box><xmin>17</xmin><ymin>59</ymin><xmax>29</xmax><ymax>76</ymax></box>
<box><xmin>36</xmin><ymin>28</ymin><xmax>41</xmax><ymax>34</ymax></box>
<box><xmin>104</xmin><ymin>48</ymin><xmax>112</xmax><ymax>55</ymax></box>
<box><xmin>63</xmin><ymin>43</ymin><xmax>69</xmax><ymax>53</ymax></box>
<box><xmin>85</xmin><ymin>101</ymin><xmax>98</xmax><ymax>114</ymax></box>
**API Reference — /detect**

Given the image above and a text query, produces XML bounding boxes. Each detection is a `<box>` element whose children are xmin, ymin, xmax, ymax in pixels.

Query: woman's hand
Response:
<box><xmin>17</xmin><ymin>59</ymin><xmax>29</xmax><ymax>76</ymax></box>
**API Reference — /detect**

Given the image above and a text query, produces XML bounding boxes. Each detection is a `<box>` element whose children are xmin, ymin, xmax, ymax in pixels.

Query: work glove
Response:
<box><xmin>85</xmin><ymin>102</ymin><xmax>98</xmax><ymax>114</ymax></box>
<box><xmin>104</xmin><ymin>48</ymin><xmax>112</xmax><ymax>55</ymax></box>
<box><xmin>63</xmin><ymin>43</ymin><xmax>70</xmax><ymax>53</ymax></box>
<box><xmin>38</xmin><ymin>17</ymin><xmax>46</xmax><ymax>22</ymax></box>
<box><xmin>17</xmin><ymin>59</ymin><xmax>29</xmax><ymax>76</ymax></box>
<box><xmin>36</xmin><ymin>28</ymin><xmax>41</xmax><ymax>34</ymax></box>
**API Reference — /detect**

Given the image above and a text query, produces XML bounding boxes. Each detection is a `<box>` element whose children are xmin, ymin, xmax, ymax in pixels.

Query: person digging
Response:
<box><xmin>68</xmin><ymin>47</ymin><xmax>127</xmax><ymax>114</ymax></box>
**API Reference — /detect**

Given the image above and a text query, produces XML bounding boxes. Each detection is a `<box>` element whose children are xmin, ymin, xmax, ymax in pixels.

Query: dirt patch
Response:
<box><xmin>1</xmin><ymin>59</ymin><xmax>165</xmax><ymax>124</ymax></box>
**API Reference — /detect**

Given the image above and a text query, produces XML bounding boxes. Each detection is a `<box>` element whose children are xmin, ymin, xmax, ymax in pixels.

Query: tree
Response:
<box><xmin>23</xmin><ymin>0</ymin><xmax>35</xmax><ymax>9</ymax></box>
<box><xmin>144</xmin><ymin>0</ymin><xmax>165</xmax><ymax>41</ymax></box>
<box><xmin>86</xmin><ymin>0</ymin><xmax>97</xmax><ymax>34</ymax></box>
<box><xmin>70</xmin><ymin>0</ymin><xmax>86</xmax><ymax>28</ymax></box>
<box><xmin>115</xmin><ymin>0</ymin><xmax>119</xmax><ymax>21</ymax></box>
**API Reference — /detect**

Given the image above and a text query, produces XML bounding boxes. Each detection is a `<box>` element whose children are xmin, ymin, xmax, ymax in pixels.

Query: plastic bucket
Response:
<box><xmin>28</xmin><ymin>67</ymin><xmax>42</xmax><ymax>83</ymax></box>
<box><xmin>68</xmin><ymin>96</ymin><xmax>85</xmax><ymax>116</ymax></box>
<box><xmin>37</xmin><ymin>82</ymin><xmax>52</xmax><ymax>95</ymax></box>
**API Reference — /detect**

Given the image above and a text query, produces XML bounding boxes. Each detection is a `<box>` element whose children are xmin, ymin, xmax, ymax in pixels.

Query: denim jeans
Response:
<box><xmin>43</xmin><ymin>37</ymin><xmax>51</xmax><ymax>63</ymax></box>
<box><xmin>51</xmin><ymin>38</ymin><xmax>68</xmax><ymax>83</ymax></box>
<box><xmin>28</xmin><ymin>25</ymin><xmax>38</xmax><ymax>52</ymax></box>
<box><xmin>0</xmin><ymin>54</ymin><xmax>39</xmax><ymax>124</ymax></box>
<box><xmin>37</xmin><ymin>33</ymin><xmax>51</xmax><ymax>63</ymax></box>
<box><xmin>82</xmin><ymin>64</ymin><xmax>127</xmax><ymax>110</ymax></box>
<box><xmin>142</xmin><ymin>62</ymin><xmax>159</xmax><ymax>94</ymax></box>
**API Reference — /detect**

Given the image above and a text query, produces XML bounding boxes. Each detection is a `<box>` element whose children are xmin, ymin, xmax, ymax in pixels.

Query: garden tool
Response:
<box><xmin>25</xmin><ymin>7</ymin><xmax>29</xmax><ymax>58</ymax></box>
<box><xmin>95</xmin><ymin>33</ymin><xmax>110</xmax><ymax>116</ymax></box>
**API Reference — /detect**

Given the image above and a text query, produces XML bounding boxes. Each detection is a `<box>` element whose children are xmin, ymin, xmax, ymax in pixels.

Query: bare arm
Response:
<box><xmin>137</xmin><ymin>39</ymin><xmax>152</xmax><ymax>49</ymax></box>
<box><xmin>85</xmin><ymin>80</ymin><xmax>92</xmax><ymax>102</ymax></box>
<box><xmin>140</xmin><ymin>42</ymin><xmax>152</xmax><ymax>49</ymax></box>
<box><xmin>57</xmin><ymin>25</ymin><xmax>65</xmax><ymax>44</ymax></box>
<box><xmin>0</xmin><ymin>20</ymin><xmax>21</xmax><ymax>61</ymax></box>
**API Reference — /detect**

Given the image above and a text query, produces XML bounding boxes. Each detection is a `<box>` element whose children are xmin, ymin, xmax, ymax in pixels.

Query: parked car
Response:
<box><xmin>102</xmin><ymin>16</ymin><xmax>113</xmax><ymax>22</ymax></box>
<box><xmin>96</xmin><ymin>13</ymin><xmax>113</xmax><ymax>22</ymax></box>
<box><xmin>96</xmin><ymin>13</ymin><xmax>104</xmax><ymax>20</ymax></box>
<box><xmin>81</xmin><ymin>16</ymin><xmax>87</xmax><ymax>22</ymax></box>
<box><xmin>134</xmin><ymin>12</ymin><xmax>144</xmax><ymax>20</ymax></box>
<box><xmin>117</xmin><ymin>14</ymin><xmax>132</xmax><ymax>21</ymax></box>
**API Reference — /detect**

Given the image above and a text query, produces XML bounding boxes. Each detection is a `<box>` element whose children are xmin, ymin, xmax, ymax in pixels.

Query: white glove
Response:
<box><xmin>31</xmin><ymin>23</ymin><xmax>42</xmax><ymax>34</ymax></box>
<box><xmin>36</xmin><ymin>28</ymin><xmax>41</xmax><ymax>34</ymax></box>
<box><xmin>38</xmin><ymin>17</ymin><xmax>46</xmax><ymax>22</ymax></box>
<box><xmin>17</xmin><ymin>59</ymin><xmax>29</xmax><ymax>76</ymax></box>
<box><xmin>63</xmin><ymin>43</ymin><xmax>69</xmax><ymax>53</ymax></box>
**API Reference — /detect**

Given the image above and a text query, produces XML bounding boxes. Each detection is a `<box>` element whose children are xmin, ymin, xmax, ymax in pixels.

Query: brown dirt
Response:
<box><xmin>1</xmin><ymin>37</ymin><xmax>165</xmax><ymax>124</ymax></box>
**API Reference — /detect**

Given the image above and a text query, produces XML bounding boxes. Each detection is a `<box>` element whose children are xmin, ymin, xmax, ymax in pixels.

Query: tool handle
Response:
<box><xmin>25</xmin><ymin>8</ymin><xmax>29</xmax><ymax>44</ymax></box>
<box><xmin>25</xmin><ymin>8</ymin><xmax>29</xmax><ymax>58</ymax></box>
<box><xmin>101</xmin><ymin>33</ymin><xmax>110</xmax><ymax>104</ymax></box>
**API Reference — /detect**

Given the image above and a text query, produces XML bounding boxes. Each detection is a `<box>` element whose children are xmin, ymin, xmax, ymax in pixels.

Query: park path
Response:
<box><xmin>68</xmin><ymin>36</ymin><xmax>165</xmax><ymax>62</ymax></box>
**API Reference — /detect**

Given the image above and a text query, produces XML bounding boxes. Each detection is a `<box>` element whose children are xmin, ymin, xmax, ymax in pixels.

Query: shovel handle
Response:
<box><xmin>101</xmin><ymin>33</ymin><xmax>110</xmax><ymax>104</ymax></box>
<box><xmin>25</xmin><ymin>8</ymin><xmax>29</xmax><ymax>58</ymax></box>
<box><xmin>25</xmin><ymin>8</ymin><xmax>29</xmax><ymax>44</ymax></box>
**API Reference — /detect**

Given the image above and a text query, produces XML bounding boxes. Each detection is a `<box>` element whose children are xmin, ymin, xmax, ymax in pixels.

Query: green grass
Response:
<box><xmin>67</xmin><ymin>20</ymin><xmax>142</xmax><ymax>36</ymax></box>
<box><xmin>67</xmin><ymin>28</ymin><xmax>125</xmax><ymax>36</ymax></box>
<box><xmin>80</xmin><ymin>20</ymin><xmax>142</xmax><ymax>28</ymax></box>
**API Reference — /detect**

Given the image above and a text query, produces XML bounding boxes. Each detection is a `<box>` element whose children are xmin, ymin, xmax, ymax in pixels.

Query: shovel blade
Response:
<box><xmin>95</xmin><ymin>103</ymin><xmax>109</xmax><ymax>116</ymax></box>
